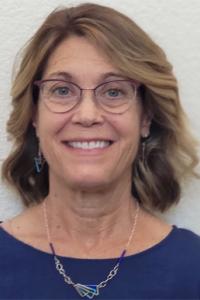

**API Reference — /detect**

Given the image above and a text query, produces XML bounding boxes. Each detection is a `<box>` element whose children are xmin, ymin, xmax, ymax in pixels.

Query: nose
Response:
<box><xmin>71</xmin><ymin>89</ymin><xmax>104</xmax><ymax>126</ymax></box>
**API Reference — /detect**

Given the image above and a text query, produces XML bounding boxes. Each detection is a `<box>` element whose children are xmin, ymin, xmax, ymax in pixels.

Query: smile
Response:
<box><xmin>67</xmin><ymin>140</ymin><xmax>112</xmax><ymax>149</ymax></box>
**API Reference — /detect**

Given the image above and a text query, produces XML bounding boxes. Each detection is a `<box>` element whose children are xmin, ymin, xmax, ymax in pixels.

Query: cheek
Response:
<box><xmin>36</xmin><ymin>103</ymin><xmax>68</xmax><ymax>137</ymax></box>
<box><xmin>111</xmin><ymin>112</ymin><xmax>142</xmax><ymax>162</ymax></box>
<box><xmin>35</xmin><ymin>107</ymin><xmax>69</xmax><ymax>157</ymax></box>
<box><xmin>123</xmin><ymin>124</ymin><xmax>141</xmax><ymax>162</ymax></box>
<box><xmin>112</xmin><ymin>108</ymin><xmax>142</xmax><ymax>142</ymax></box>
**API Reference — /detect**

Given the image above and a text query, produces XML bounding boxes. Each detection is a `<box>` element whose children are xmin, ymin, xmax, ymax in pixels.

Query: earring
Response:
<box><xmin>34</xmin><ymin>147</ymin><xmax>44</xmax><ymax>173</ymax></box>
<box><xmin>142</xmin><ymin>140</ymin><xmax>146</xmax><ymax>163</ymax></box>
<box><xmin>141</xmin><ymin>133</ymin><xmax>149</xmax><ymax>165</ymax></box>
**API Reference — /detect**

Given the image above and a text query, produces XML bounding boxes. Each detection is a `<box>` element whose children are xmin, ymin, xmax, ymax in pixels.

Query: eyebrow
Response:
<box><xmin>44</xmin><ymin>71</ymin><xmax>127</xmax><ymax>82</ymax></box>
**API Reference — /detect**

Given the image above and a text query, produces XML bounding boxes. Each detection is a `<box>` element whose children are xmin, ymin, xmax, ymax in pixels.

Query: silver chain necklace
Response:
<box><xmin>43</xmin><ymin>200</ymin><xmax>139</xmax><ymax>299</ymax></box>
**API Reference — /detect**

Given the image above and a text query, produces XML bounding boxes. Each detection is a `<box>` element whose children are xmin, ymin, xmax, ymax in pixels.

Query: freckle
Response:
<box><xmin>56</xmin><ymin>224</ymin><xmax>61</xmax><ymax>229</ymax></box>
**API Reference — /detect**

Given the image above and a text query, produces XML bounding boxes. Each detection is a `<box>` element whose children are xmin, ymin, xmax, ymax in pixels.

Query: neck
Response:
<box><xmin>44</xmin><ymin>175</ymin><xmax>139</xmax><ymax>255</ymax></box>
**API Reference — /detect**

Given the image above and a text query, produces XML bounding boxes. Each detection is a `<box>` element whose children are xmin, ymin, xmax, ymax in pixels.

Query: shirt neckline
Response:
<box><xmin>0</xmin><ymin>224</ymin><xmax>177</xmax><ymax>262</ymax></box>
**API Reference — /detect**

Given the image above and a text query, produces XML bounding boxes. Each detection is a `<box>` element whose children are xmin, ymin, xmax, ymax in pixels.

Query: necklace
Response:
<box><xmin>43</xmin><ymin>200</ymin><xmax>139</xmax><ymax>299</ymax></box>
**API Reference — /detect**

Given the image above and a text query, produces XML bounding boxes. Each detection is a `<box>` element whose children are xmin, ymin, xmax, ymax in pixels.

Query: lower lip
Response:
<box><xmin>62</xmin><ymin>142</ymin><xmax>114</xmax><ymax>155</ymax></box>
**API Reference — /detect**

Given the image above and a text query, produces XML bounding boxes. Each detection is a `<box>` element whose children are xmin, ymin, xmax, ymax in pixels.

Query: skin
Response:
<box><xmin>1</xmin><ymin>36</ymin><xmax>172</xmax><ymax>258</ymax></box>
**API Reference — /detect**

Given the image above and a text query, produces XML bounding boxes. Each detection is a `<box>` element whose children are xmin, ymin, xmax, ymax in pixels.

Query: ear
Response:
<box><xmin>140</xmin><ymin>112</ymin><xmax>152</xmax><ymax>138</ymax></box>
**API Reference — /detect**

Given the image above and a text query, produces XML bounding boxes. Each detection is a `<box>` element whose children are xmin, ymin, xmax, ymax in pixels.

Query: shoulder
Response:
<box><xmin>173</xmin><ymin>226</ymin><xmax>200</xmax><ymax>249</ymax></box>
<box><xmin>0</xmin><ymin>203</ymin><xmax>43</xmax><ymax>238</ymax></box>
<box><xmin>138</xmin><ymin>208</ymin><xmax>200</xmax><ymax>262</ymax></box>
<box><xmin>174</xmin><ymin>226</ymin><xmax>200</xmax><ymax>241</ymax></box>
<box><xmin>0</xmin><ymin>204</ymin><xmax>45</xmax><ymax>252</ymax></box>
<box><xmin>165</xmin><ymin>226</ymin><xmax>200</xmax><ymax>268</ymax></box>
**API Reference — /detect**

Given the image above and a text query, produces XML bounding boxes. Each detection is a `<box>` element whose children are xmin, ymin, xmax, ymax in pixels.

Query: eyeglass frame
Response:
<box><xmin>33</xmin><ymin>78</ymin><xmax>140</xmax><ymax>114</ymax></box>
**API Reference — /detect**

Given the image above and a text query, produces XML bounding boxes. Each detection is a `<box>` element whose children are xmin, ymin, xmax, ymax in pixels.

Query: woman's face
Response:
<box><xmin>34</xmin><ymin>36</ymin><xmax>150</xmax><ymax>191</ymax></box>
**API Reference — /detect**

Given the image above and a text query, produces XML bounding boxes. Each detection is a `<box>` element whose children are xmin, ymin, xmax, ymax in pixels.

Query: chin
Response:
<box><xmin>64</xmin><ymin>171</ymin><xmax>113</xmax><ymax>191</ymax></box>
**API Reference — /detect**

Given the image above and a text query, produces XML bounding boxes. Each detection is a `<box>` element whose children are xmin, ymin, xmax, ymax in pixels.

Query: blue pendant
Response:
<box><xmin>74</xmin><ymin>283</ymin><xmax>99</xmax><ymax>299</ymax></box>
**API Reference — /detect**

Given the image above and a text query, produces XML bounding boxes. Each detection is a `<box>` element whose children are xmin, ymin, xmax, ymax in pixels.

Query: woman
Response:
<box><xmin>0</xmin><ymin>3</ymin><xmax>200</xmax><ymax>299</ymax></box>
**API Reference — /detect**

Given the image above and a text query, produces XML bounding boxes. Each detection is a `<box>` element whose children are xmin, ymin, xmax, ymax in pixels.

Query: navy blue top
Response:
<box><xmin>0</xmin><ymin>225</ymin><xmax>200</xmax><ymax>299</ymax></box>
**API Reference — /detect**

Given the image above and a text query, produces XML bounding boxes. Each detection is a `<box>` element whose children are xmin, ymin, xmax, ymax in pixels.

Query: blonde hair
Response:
<box><xmin>2</xmin><ymin>3</ymin><xmax>199</xmax><ymax>211</ymax></box>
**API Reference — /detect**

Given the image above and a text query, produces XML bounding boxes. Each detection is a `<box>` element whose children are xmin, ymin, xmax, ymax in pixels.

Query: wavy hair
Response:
<box><xmin>2</xmin><ymin>3</ymin><xmax>199</xmax><ymax>211</ymax></box>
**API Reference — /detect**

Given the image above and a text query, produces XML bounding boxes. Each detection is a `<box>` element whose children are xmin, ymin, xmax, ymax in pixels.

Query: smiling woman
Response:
<box><xmin>32</xmin><ymin>36</ymin><xmax>147</xmax><ymax>193</ymax></box>
<box><xmin>1</xmin><ymin>2</ymin><xmax>200</xmax><ymax>300</ymax></box>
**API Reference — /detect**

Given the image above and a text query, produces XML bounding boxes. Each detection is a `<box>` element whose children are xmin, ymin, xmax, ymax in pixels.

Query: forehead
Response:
<box><xmin>43</xmin><ymin>36</ymin><xmax>124</xmax><ymax>83</ymax></box>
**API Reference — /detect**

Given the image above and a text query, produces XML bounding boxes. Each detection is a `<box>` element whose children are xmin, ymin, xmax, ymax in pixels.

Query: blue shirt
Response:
<box><xmin>0</xmin><ymin>225</ymin><xmax>200</xmax><ymax>299</ymax></box>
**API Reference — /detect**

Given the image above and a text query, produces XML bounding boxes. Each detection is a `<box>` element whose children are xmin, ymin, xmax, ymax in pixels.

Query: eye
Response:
<box><xmin>97</xmin><ymin>81</ymin><xmax>128</xmax><ymax>100</ymax></box>
<box><xmin>106</xmin><ymin>89</ymin><xmax>122</xmax><ymax>98</ymax></box>
<box><xmin>52</xmin><ymin>86</ymin><xmax>70</xmax><ymax>96</ymax></box>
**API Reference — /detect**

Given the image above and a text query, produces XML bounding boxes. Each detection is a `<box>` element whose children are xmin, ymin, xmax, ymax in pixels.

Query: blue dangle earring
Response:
<box><xmin>34</xmin><ymin>147</ymin><xmax>44</xmax><ymax>173</ymax></box>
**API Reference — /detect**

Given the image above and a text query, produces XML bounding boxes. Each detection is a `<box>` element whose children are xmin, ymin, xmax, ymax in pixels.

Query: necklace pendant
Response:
<box><xmin>74</xmin><ymin>283</ymin><xmax>99</xmax><ymax>299</ymax></box>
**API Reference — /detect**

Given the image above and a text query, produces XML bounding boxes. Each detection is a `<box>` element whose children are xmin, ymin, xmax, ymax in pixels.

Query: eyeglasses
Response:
<box><xmin>33</xmin><ymin>79</ymin><xmax>139</xmax><ymax>114</ymax></box>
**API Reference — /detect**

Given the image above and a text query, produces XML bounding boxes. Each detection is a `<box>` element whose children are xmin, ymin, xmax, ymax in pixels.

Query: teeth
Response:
<box><xmin>67</xmin><ymin>141</ymin><xmax>111</xmax><ymax>149</ymax></box>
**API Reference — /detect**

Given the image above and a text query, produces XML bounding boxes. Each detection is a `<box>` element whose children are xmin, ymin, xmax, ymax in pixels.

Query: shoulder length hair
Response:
<box><xmin>2</xmin><ymin>3</ymin><xmax>199</xmax><ymax>212</ymax></box>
